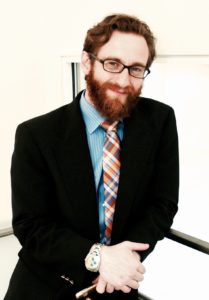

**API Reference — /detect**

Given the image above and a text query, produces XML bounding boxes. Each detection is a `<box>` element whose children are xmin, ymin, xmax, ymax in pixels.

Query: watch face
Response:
<box><xmin>86</xmin><ymin>254</ymin><xmax>100</xmax><ymax>271</ymax></box>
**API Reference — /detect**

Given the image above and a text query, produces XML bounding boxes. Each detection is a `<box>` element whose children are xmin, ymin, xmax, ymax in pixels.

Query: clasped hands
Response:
<box><xmin>94</xmin><ymin>241</ymin><xmax>149</xmax><ymax>294</ymax></box>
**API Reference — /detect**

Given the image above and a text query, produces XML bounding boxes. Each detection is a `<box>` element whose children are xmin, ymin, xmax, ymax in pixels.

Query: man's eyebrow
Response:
<box><xmin>103</xmin><ymin>56</ymin><xmax>146</xmax><ymax>68</ymax></box>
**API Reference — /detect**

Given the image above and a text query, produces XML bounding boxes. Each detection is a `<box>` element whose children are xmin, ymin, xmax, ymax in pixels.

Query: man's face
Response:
<box><xmin>82</xmin><ymin>31</ymin><xmax>149</xmax><ymax>121</ymax></box>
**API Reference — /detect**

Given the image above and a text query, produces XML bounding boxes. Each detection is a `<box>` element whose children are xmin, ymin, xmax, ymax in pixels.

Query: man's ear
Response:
<box><xmin>81</xmin><ymin>51</ymin><xmax>91</xmax><ymax>75</ymax></box>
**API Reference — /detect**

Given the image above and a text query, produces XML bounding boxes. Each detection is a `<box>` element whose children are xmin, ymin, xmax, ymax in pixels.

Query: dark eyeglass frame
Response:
<box><xmin>89</xmin><ymin>53</ymin><xmax>150</xmax><ymax>79</ymax></box>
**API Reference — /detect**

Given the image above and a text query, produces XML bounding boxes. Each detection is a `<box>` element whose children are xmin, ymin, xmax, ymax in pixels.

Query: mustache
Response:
<box><xmin>100</xmin><ymin>82</ymin><xmax>133</xmax><ymax>94</ymax></box>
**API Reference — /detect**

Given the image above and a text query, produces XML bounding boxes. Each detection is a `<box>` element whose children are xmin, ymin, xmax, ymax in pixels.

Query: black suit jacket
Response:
<box><xmin>9</xmin><ymin>92</ymin><xmax>179</xmax><ymax>297</ymax></box>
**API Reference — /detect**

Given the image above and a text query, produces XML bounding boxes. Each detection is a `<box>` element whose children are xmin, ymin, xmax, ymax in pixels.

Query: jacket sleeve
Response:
<box><xmin>11</xmin><ymin>122</ymin><xmax>93</xmax><ymax>288</ymax></box>
<box><xmin>123</xmin><ymin>107</ymin><xmax>179</xmax><ymax>261</ymax></box>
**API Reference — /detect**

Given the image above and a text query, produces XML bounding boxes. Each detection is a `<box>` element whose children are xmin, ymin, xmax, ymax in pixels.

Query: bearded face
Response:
<box><xmin>85</xmin><ymin>68</ymin><xmax>142</xmax><ymax>122</ymax></box>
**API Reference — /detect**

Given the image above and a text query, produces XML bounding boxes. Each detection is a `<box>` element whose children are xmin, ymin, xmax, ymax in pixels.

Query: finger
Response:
<box><xmin>137</xmin><ymin>263</ymin><xmax>146</xmax><ymax>274</ymax></box>
<box><xmin>133</xmin><ymin>272</ymin><xmax>144</xmax><ymax>282</ymax></box>
<box><xmin>96</xmin><ymin>276</ymin><xmax>106</xmax><ymax>294</ymax></box>
<box><xmin>124</xmin><ymin>241</ymin><xmax>150</xmax><ymax>252</ymax></box>
<box><xmin>106</xmin><ymin>283</ymin><xmax>114</xmax><ymax>293</ymax></box>
<box><xmin>133</xmin><ymin>251</ymin><xmax>141</xmax><ymax>260</ymax></box>
<box><xmin>126</xmin><ymin>279</ymin><xmax>140</xmax><ymax>290</ymax></box>
<box><xmin>120</xmin><ymin>285</ymin><xmax>132</xmax><ymax>293</ymax></box>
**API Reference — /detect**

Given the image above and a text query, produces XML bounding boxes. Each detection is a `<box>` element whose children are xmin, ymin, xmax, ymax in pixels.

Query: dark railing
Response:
<box><xmin>138</xmin><ymin>292</ymin><xmax>154</xmax><ymax>300</ymax></box>
<box><xmin>0</xmin><ymin>227</ymin><xmax>13</xmax><ymax>238</ymax></box>
<box><xmin>166</xmin><ymin>228</ymin><xmax>209</xmax><ymax>255</ymax></box>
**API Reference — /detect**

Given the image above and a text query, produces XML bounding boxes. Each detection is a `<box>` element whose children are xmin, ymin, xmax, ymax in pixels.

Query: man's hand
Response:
<box><xmin>96</xmin><ymin>241</ymin><xmax>149</xmax><ymax>294</ymax></box>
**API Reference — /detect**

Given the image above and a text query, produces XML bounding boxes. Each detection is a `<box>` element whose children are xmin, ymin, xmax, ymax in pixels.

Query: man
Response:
<box><xmin>4</xmin><ymin>14</ymin><xmax>179</xmax><ymax>300</ymax></box>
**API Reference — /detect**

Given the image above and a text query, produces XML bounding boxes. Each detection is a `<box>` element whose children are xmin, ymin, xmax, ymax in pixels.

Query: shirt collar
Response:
<box><xmin>80</xmin><ymin>91</ymin><xmax>105</xmax><ymax>134</ymax></box>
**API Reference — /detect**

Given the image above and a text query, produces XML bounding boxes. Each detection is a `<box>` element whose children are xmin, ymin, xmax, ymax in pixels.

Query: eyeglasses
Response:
<box><xmin>89</xmin><ymin>53</ymin><xmax>150</xmax><ymax>79</ymax></box>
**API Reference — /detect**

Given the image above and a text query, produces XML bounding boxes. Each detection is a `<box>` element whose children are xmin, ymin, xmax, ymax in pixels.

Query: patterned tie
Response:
<box><xmin>101</xmin><ymin>121</ymin><xmax>121</xmax><ymax>245</ymax></box>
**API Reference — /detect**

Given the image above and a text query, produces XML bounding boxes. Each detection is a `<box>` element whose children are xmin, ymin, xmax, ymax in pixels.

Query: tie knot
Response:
<box><xmin>100</xmin><ymin>121</ymin><xmax>119</xmax><ymax>132</ymax></box>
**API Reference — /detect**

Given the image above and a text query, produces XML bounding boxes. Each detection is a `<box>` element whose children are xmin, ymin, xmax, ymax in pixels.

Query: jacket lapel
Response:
<box><xmin>112</xmin><ymin>103</ymin><xmax>154</xmax><ymax>242</ymax></box>
<box><xmin>52</xmin><ymin>93</ymin><xmax>100</xmax><ymax>240</ymax></box>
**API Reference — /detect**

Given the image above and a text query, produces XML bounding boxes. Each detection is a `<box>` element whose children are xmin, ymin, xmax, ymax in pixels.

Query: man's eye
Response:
<box><xmin>106</xmin><ymin>61</ymin><xmax>120</xmax><ymax>68</ymax></box>
<box><xmin>131</xmin><ymin>66</ymin><xmax>144</xmax><ymax>73</ymax></box>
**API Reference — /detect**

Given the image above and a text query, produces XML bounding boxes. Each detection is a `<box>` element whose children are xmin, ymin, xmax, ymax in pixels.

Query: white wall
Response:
<box><xmin>1</xmin><ymin>1</ymin><xmax>209</xmax><ymax>299</ymax></box>
<box><xmin>1</xmin><ymin>0</ymin><xmax>209</xmax><ymax>231</ymax></box>
<box><xmin>1</xmin><ymin>0</ymin><xmax>209</xmax><ymax>229</ymax></box>
<box><xmin>143</xmin><ymin>57</ymin><xmax>209</xmax><ymax>242</ymax></box>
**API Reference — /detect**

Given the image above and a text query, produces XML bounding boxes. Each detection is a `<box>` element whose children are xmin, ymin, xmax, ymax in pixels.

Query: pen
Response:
<box><xmin>75</xmin><ymin>283</ymin><xmax>97</xmax><ymax>299</ymax></box>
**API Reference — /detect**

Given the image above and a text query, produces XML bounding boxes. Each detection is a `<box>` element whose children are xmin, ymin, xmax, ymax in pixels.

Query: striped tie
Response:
<box><xmin>101</xmin><ymin>121</ymin><xmax>121</xmax><ymax>245</ymax></box>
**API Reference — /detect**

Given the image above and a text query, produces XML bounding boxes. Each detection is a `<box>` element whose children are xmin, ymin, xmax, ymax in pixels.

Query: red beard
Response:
<box><xmin>86</xmin><ymin>70</ymin><xmax>141</xmax><ymax>121</ymax></box>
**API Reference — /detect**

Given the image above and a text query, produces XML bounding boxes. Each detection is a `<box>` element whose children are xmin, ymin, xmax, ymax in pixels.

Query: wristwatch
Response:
<box><xmin>85</xmin><ymin>243</ymin><xmax>103</xmax><ymax>272</ymax></box>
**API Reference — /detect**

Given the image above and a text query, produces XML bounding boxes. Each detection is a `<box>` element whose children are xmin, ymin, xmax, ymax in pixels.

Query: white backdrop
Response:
<box><xmin>1</xmin><ymin>0</ymin><xmax>209</xmax><ymax>233</ymax></box>
<box><xmin>1</xmin><ymin>1</ymin><xmax>209</xmax><ymax>299</ymax></box>
<box><xmin>143</xmin><ymin>57</ymin><xmax>209</xmax><ymax>242</ymax></box>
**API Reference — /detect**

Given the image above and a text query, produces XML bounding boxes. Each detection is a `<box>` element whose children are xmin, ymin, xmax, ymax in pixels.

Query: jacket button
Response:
<box><xmin>61</xmin><ymin>275</ymin><xmax>74</xmax><ymax>285</ymax></box>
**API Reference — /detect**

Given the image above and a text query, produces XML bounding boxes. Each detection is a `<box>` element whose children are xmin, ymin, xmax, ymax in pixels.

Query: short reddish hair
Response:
<box><xmin>83</xmin><ymin>14</ymin><xmax>156</xmax><ymax>68</ymax></box>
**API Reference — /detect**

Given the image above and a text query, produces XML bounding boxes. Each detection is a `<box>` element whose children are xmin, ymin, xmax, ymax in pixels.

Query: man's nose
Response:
<box><xmin>115</xmin><ymin>67</ymin><xmax>131</xmax><ymax>88</ymax></box>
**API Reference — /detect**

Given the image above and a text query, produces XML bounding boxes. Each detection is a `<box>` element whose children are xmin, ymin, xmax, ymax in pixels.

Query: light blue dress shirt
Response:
<box><xmin>80</xmin><ymin>91</ymin><xmax>124</xmax><ymax>243</ymax></box>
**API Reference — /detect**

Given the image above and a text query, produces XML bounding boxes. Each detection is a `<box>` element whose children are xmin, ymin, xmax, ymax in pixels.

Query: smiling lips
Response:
<box><xmin>108</xmin><ymin>86</ymin><xmax>128</xmax><ymax>95</ymax></box>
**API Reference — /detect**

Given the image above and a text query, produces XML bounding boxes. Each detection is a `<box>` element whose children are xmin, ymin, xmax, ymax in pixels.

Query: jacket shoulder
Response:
<box><xmin>133</xmin><ymin>97</ymin><xmax>177</xmax><ymax>131</ymax></box>
<box><xmin>139</xmin><ymin>97</ymin><xmax>174</xmax><ymax>112</ymax></box>
<box><xmin>18</xmin><ymin>104</ymin><xmax>70</xmax><ymax>129</ymax></box>
<box><xmin>14</xmin><ymin>103</ymin><xmax>75</xmax><ymax>146</ymax></box>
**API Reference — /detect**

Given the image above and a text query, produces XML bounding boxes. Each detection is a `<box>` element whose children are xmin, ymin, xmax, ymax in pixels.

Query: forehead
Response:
<box><xmin>97</xmin><ymin>30</ymin><xmax>149</xmax><ymax>65</ymax></box>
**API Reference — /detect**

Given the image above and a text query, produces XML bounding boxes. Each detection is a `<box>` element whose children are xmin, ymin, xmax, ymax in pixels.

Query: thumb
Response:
<box><xmin>125</xmin><ymin>241</ymin><xmax>150</xmax><ymax>251</ymax></box>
